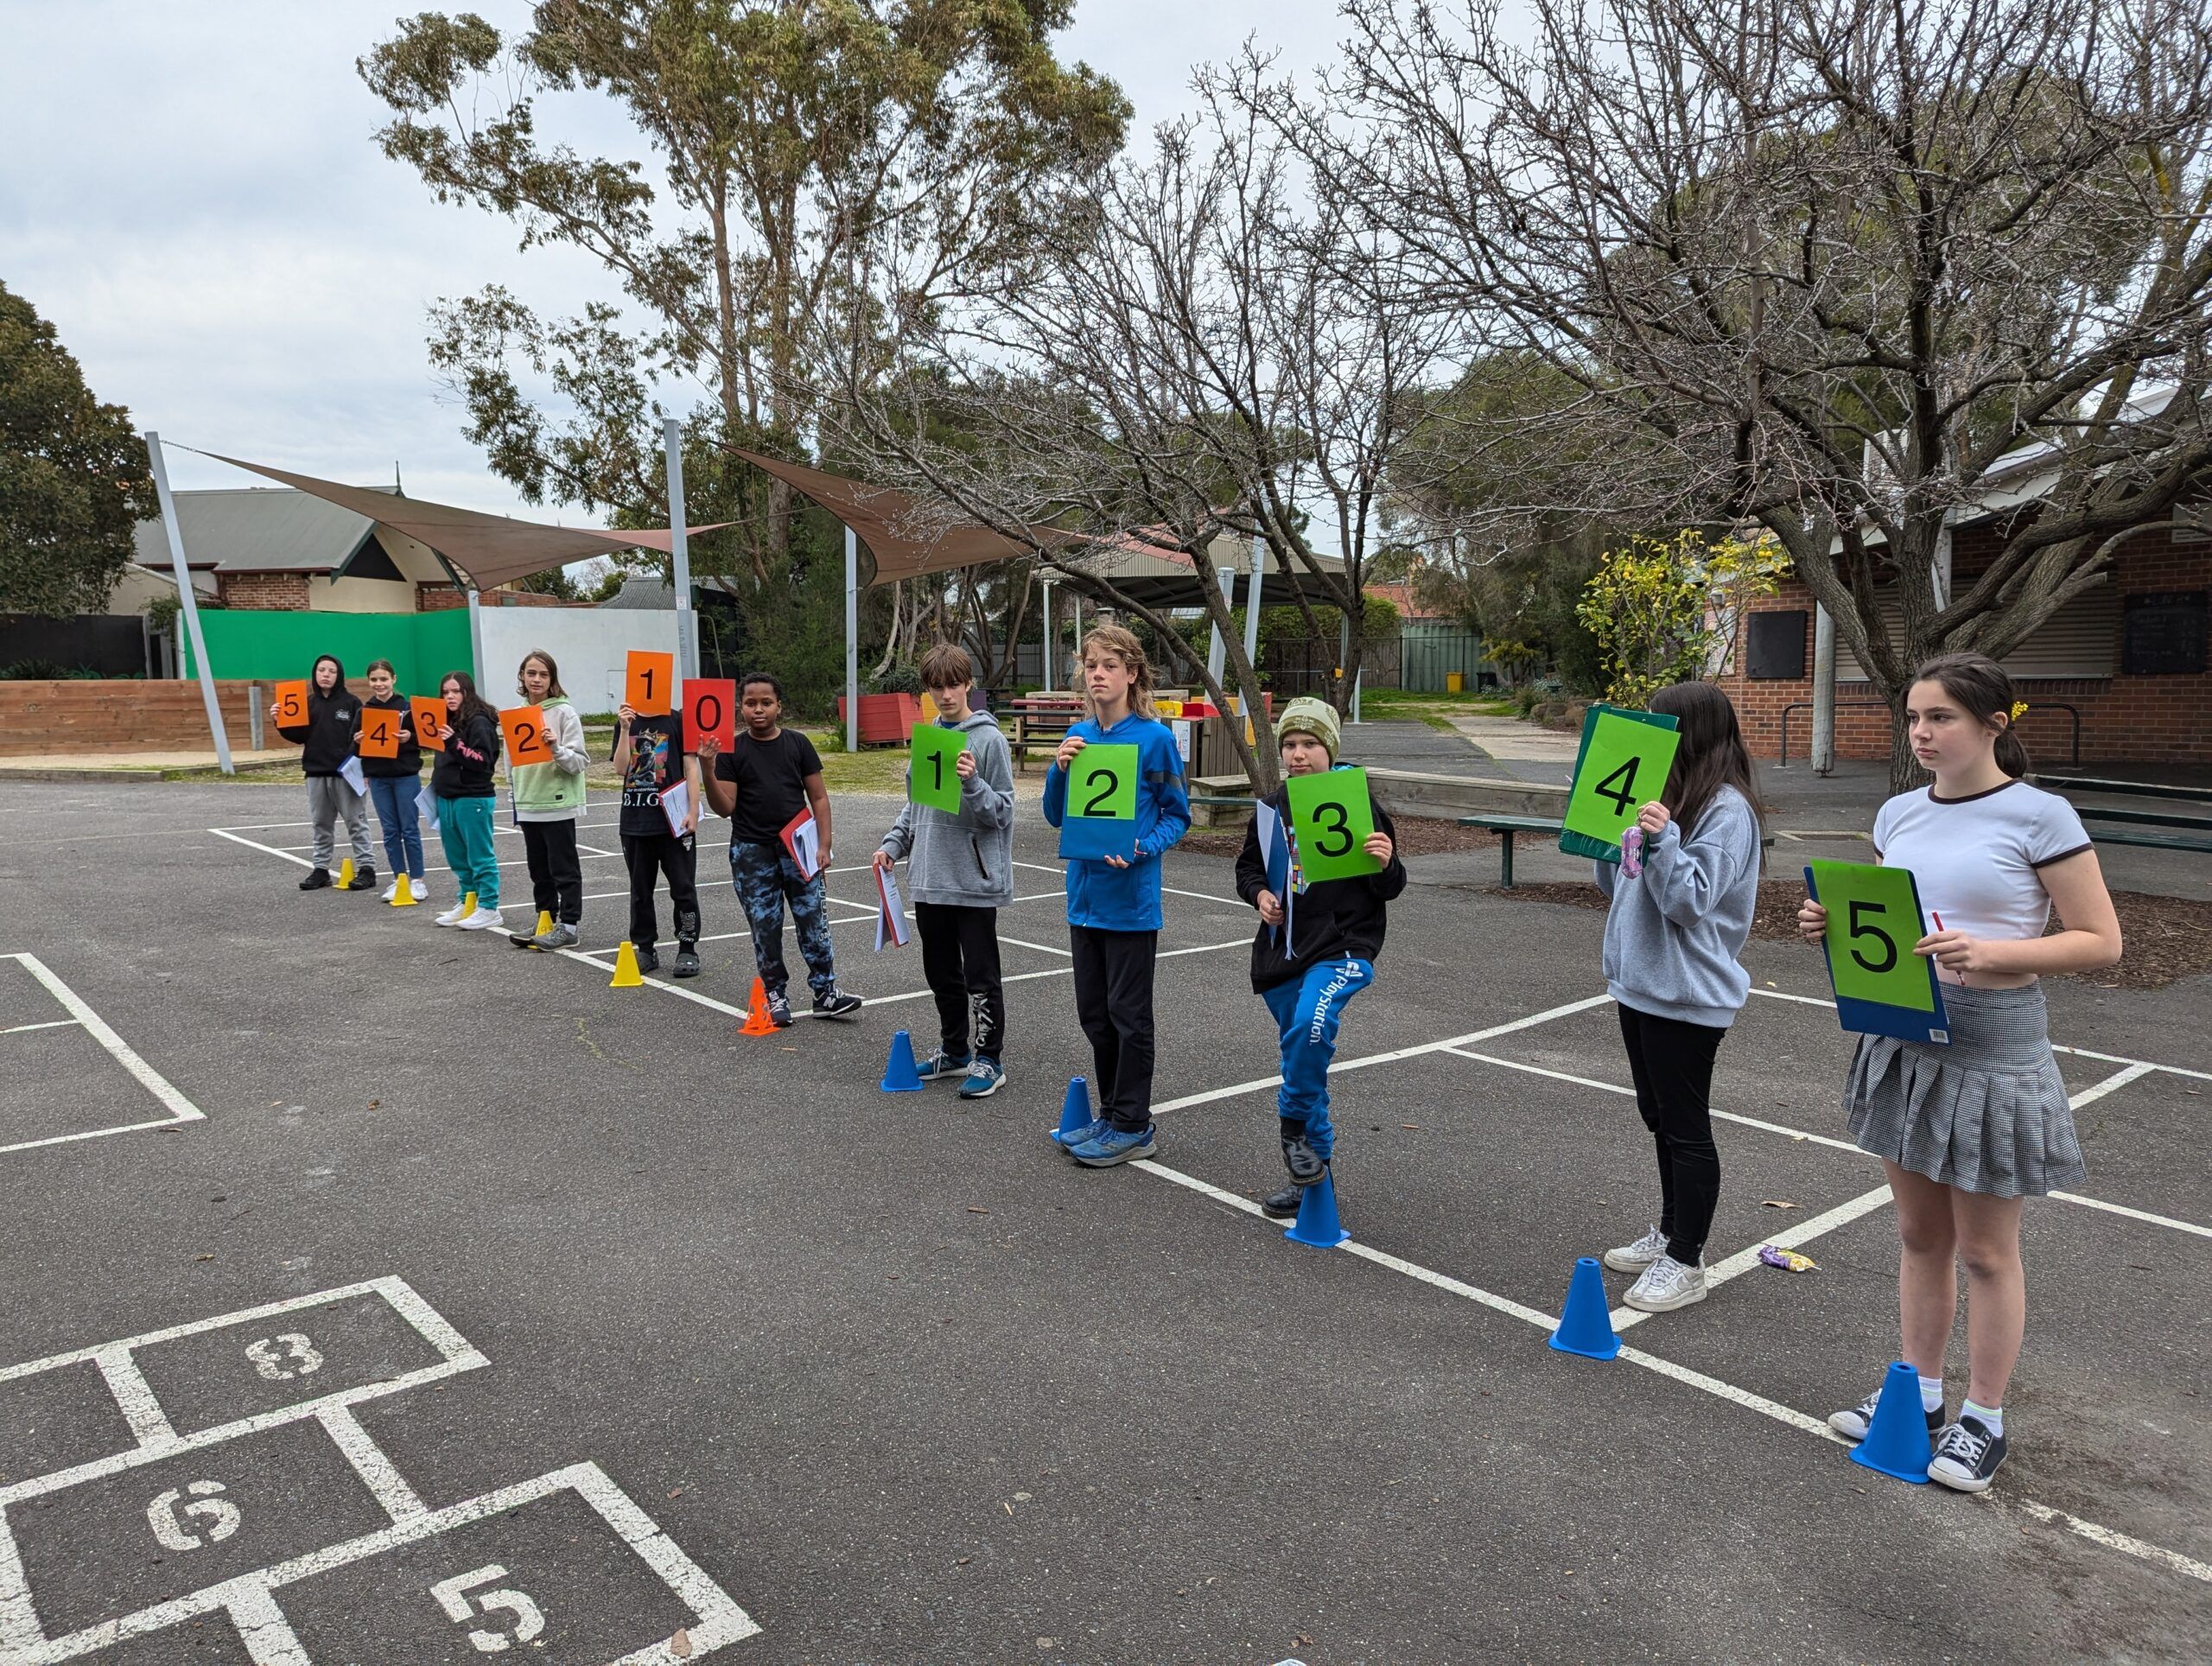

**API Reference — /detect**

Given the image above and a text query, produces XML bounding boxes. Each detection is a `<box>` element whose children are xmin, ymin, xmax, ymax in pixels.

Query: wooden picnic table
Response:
<box><xmin>1008</xmin><ymin>695</ymin><xmax>1084</xmax><ymax>773</ymax></box>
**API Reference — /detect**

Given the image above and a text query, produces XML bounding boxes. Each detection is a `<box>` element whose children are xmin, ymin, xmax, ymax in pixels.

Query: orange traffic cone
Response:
<box><xmin>741</xmin><ymin>977</ymin><xmax>779</xmax><ymax>1036</ymax></box>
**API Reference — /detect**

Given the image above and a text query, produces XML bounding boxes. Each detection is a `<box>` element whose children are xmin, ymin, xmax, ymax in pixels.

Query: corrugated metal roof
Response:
<box><xmin>131</xmin><ymin>485</ymin><xmax>395</xmax><ymax>574</ymax></box>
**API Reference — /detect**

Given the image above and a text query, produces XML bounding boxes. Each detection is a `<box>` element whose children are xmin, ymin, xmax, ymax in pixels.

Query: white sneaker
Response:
<box><xmin>379</xmin><ymin>881</ymin><xmax>397</xmax><ymax>902</ymax></box>
<box><xmin>458</xmin><ymin>906</ymin><xmax>505</xmax><ymax>931</ymax></box>
<box><xmin>1623</xmin><ymin>1254</ymin><xmax>1707</xmax><ymax>1313</ymax></box>
<box><xmin>435</xmin><ymin>901</ymin><xmax>470</xmax><ymax>926</ymax></box>
<box><xmin>1603</xmin><ymin>1225</ymin><xmax>1669</xmax><ymax>1274</ymax></box>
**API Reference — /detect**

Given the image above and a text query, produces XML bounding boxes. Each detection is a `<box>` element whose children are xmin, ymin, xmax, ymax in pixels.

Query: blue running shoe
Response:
<box><xmin>958</xmin><ymin>1057</ymin><xmax>1004</xmax><ymax>1099</ymax></box>
<box><xmin>916</xmin><ymin>1049</ymin><xmax>972</xmax><ymax>1083</ymax></box>
<box><xmin>1070</xmin><ymin>1125</ymin><xmax>1157</xmax><ymax>1167</ymax></box>
<box><xmin>1052</xmin><ymin>1116</ymin><xmax>1110</xmax><ymax>1151</ymax></box>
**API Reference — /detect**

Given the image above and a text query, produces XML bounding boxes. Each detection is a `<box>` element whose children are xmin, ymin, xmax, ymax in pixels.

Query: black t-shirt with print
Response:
<box><xmin>615</xmin><ymin>713</ymin><xmax>689</xmax><ymax>837</ymax></box>
<box><xmin>713</xmin><ymin>728</ymin><xmax>823</xmax><ymax>846</ymax></box>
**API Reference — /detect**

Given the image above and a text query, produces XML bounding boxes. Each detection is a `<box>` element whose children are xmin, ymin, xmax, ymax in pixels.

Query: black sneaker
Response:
<box><xmin>1827</xmin><ymin>1389</ymin><xmax>1944</xmax><ymax>1445</ymax></box>
<box><xmin>634</xmin><ymin>945</ymin><xmax>661</xmax><ymax>975</ymax></box>
<box><xmin>1928</xmin><ymin>1415</ymin><xmax>2008</xmax><ymax>1492</ymax></box>
<box><xmin>1281</xmin><ymin>1131</ymin><xmax>1326</xmax><ymax>1187</ymax></box>
<box><xmin>299</xmin><ymin>868</ymin><xmax>333</xmax><ymax>891</ymax></box>
<box><xmin>764</xmin><ymin>988</ymin><xmax>793</xmax><ymax>1028</ymax></box>
<box><xmin>671</xmin><ymin>946</ymin><xmax>702</xmax><ymax>979</ymax></box>
<box><xmin>346</xmin><ymin>864</ymin><xmax>378</xmax><ymax>892</ymax></box>
<box><xmin>812</xmin><ymin>988</ymin><xmax>863</xmax><ymax>1019</ymax></box>
<box><xmin>1260</xmin><ymin>1185</ymin><xmax>1301</xmax><ymax>1220</ymax></box>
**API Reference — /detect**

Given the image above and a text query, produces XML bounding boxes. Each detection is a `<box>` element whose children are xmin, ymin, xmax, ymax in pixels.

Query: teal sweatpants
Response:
<box><xmin>435</xmin><ymin>795</ymin><xmax>499</xmax><ymax>908</ymax></box>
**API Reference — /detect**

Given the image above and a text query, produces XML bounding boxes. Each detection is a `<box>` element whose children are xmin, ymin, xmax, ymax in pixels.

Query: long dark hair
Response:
<box><xmin>1910</xmin><ymin>652</ymin><xmax>2030</xmax><ymax>779</ymax></box>
<box><xmin>439</xmin><ymin>669</ymin><xmax>498</xmax><ymax>734</ymax></box>
<box><xmin>1649</xmin><ymin>681</ymin><xmax>1763</xmax><ymax>839</ymax></box>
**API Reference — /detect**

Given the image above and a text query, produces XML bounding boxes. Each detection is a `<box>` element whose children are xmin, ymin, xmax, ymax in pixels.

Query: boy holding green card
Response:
<box><xmin>1234</xmin><ymin>697</ymin><xmax>1405</xmax><ymax>1216</ymax></box>
<box><xmin>874</xmin><ymin>645</ymin><xmax>1016</xmax><ymax>1097</ymax></box>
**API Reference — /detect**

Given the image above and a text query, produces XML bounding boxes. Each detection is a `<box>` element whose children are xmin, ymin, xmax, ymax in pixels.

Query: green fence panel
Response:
<box><xmin>1397</xmin><ymin>622</ymin><xmax>1496</xmax><ymax>692</ymax></box>
<box><xmin>181</xmin><ymin>610</ymin><xmax>474</xmax><ymax>696</ymax></box>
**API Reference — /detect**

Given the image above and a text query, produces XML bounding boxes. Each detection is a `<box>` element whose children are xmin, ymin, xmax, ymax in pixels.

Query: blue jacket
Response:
<box><xmin>1043</xmin><ymin>713</ymin><xmax>1191</xmax><ymax>932</ymax></box>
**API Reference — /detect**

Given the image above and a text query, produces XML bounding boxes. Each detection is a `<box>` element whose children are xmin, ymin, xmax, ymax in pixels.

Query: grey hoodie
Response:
<box><xmin>1593</xmin><ymin>784</ymin><xmax>1761</xmax><ymax>1028</ymax></box>
<box><xmin>878</xmin><ymin>709</ymin><xmax>1015</xmax><ymax>907</ymax></box>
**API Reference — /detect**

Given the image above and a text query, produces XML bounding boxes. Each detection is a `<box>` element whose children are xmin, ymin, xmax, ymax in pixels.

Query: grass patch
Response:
<box><xmin>1358</xmin><ymin>689</ymin><xmax>1517</xmax><ymax>731</ymax></box>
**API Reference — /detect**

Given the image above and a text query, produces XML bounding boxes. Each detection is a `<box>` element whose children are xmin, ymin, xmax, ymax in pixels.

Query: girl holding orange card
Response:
<box><xmin>429</xmin><ymin>670</ymin><xmax>505</xmax><ymax>930</ymax></box>
<box><xmin>357</xmin><ymin>659</ymin><xmax>427</xmax><ymax>902</ymax></box>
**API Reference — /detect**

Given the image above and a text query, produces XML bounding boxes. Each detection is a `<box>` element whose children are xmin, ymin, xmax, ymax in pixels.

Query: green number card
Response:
<box><xmin>1285</xmin><ymin>766</ymin><xmax>1382</xmax><ymax>883</ymax></box>
<box><xmin>908</xmin><ymin>723</ymin><xmax>968</xmax><ymax>814</ymax></box>
<box><xmin>1806</xmin><ymin>859</ymin><xmax>1940</xmax><ymax>1010</ymax></box>
<box><xmin>1058</xmin><ymin>742</ymin><xmax>1140</xmax><ymax>861</ymax></box>
<box><xmin>1560</xmin><ymin>704</ymin><xmax>1681</xmax><ymax>860</ymax></box>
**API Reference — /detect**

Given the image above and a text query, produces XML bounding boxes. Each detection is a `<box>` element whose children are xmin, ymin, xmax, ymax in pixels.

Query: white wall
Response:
<box><xmin>476</xmin><ymin>607</ymin><xmax>679</xmax><ymax>715</ymax></box>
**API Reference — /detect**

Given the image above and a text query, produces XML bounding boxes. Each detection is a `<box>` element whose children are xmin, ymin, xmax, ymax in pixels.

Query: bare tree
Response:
<box><xmin>819</xmin><ymin>63</ymin><xmax>1452</xmax><ymax>789</ymax></box>
<box><xmin>1312</xmin><ymin>0</ymin><xmax>2212</xmax><ymax>787</ymax></box>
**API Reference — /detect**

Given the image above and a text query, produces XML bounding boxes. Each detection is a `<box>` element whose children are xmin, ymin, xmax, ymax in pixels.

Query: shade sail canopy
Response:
<box><xmin>192</xmin><ymin>451</ymin><xmax>728</xmax><ymax>591</ymax></box>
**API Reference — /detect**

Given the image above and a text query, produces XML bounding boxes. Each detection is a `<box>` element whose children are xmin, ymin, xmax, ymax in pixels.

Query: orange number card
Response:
<box><xmin>684</xmin><ymin>677</ymin><xmax>736</xmax><ymax>753</ymax></box>
<box><xmin>359</xmin><ymin>706</ymin><xmax>400</xmax><ymax>760</ymax></box>
<box><xmin>274</xmin><ymin>679</ymin><xmax>308</xmax><ymax>727</ymax></box>
<box><xmin>625</xmin><ymin>650</ymin><xmax>675</xmax><ymax>716</ymax></box>
<box><xmin>410</xmin><ymin>695</ymin><xmax>446</xmax><ymax>752</ymax></box>
<box><xmin>501</xmin><ymin>705</ymin><xmax>554</xmax><ymax>767</ymax></box>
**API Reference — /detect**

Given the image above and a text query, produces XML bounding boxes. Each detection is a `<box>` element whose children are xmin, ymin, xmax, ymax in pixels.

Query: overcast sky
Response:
<box><xmin>0</xmin><ymin>0</ymin><xmax>1352</xmax><ymax>524</ymax></box>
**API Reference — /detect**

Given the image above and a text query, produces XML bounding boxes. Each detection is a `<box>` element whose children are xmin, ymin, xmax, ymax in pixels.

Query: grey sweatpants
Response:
<box><xmin>306</xmin><ymin>775</ymin><xmax>375</xmax><ymax>872</ymax></box>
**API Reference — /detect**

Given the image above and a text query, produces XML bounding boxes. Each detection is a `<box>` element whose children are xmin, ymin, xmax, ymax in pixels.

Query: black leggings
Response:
<box><xmin>520</xmin><ymin>821</ymin><xmax>582</xmax><ymax>925</ymax></box>
<box><xmin>1617</xmin><ymin>1003</ymin><xmax>1726</xmax><ymax>1265</ymax></box>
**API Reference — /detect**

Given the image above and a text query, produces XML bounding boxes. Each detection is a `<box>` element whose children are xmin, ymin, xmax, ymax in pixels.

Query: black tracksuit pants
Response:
<box><xmin>520</xmin><ymin>821</ymin><xmax>583</xmax><ymax>925</ymax></box>
<box><xmin>1616</xmin><ymin>1002</ymin><xmax>1726</xmax><ymax>1265</ymax></box>
<box><xmin>621</xmin><ymin>830</ymin><xmax>699</xmax><ymax>950</ymax></box>
<box><xmin>913</xmin><ymin>901</ymin><xmax>1005</xmax><ymax>1061</ymax></box>
<box><xmin>1069</xmin><ymin>925</ymin><xmax>1157</xmax><ymax>1134</ymax></box>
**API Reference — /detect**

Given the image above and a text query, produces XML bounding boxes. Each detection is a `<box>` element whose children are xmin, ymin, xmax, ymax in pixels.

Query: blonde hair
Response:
<box><xmin>1079</xmin><ymin>623</ymin><xmax>1157</xmax><ymax>721</ymax></box>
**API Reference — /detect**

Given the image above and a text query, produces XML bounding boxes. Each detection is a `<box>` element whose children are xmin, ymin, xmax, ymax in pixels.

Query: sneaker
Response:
<box><xmin>957</xmin><ymin>1057</ymin><xmax>1004</xmax><ymax>1099</ymax></box>
<box><xmin>763</xmin><ymin>987</ymin><xmax>791</xmax><ymax>1027</ymax></box>
<box><xmin>458</xmin><ymin>905</ymin><xmax>505</xmax><ymax>932</ymax></box>
<box><xmin>1052</xmin><ymin>1116</ymin><xmax>1110</xmax><ymax>1151</ymax></box>
<box><xmin>434</xmin><ymin>900</ymin><xmax>471</xmax><ymax>925</ymax></box>
<box><xmin>1827</xmin><ymin>1389</ymin><xmax>1946</xmax><ymax>1445</ymax></box>
<box><xmin>380</xmin><ymin>881</ymin><xmax>397</xmax><ymax>902</ymax></box>
<box><xmin>1603</xmin><ymin>1226</ymin><xmax>1669</xmax><ymax>1275</ymax></box>
<box><xmin>299</xmin><ymin>868</ymin><xmax>333</xmax><ymax>891</ymax></box>
<box><xmin>1928</xmin><ymin>1415</ymin><xmax>2008</xmax><ymax>1492</ymax></box>
<box><xmin>812</xmin><ymin>988</ymin><xmax>863</xmax><ymax>1020</ymax></box>
<box><xmin>1261</xmin><ymin>1184</ymin><xmax>1302</xmax><ymax>1219</ymax></box>
<box><xmin>1622</xmin><ymin>1254</ymin><xmax>1707</xmax><ymax>1313</ymax></box>
<box><xmin>1281</xmin><ymin>1131</ymin><xmax>1326</xmax><ymax>1187</ymax></box>
<box><xmin>917</xmin><ymin>1049</ymin><xmax>973</xmax><ymax>1083</ymax></box>
<box><xmin>346</xmin><ymin>864</ymin><xmax>378</xmax><ymax>892</ymax></box>
<box><xmin>634</xmin><ymin>945</ymin><xmax>661</xmax><ymax>975</ymax></box>
<box><xmin>671</xmin><ymin>946</ymin><xmax>701</xmax><ymax>978</ymax></box>
<box><xmin>537</xmin><ymin>922</ymin><xmax>580</xmax><ymax>951</ymax></box>
<box><xmin>1070</xmin><ymin>1125</ymin><xmax>1157</xmax><ymax>1167</ymax></box>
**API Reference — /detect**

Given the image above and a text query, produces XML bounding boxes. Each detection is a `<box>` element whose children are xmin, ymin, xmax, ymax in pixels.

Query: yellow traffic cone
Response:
<box><xmin>462</xmin><ymin>890</ymin><xmax>478</xmax><ymax>914</ymax></box>
<box><xmin>533</xmin><ymin>910</ymin><xmax>554</xmax><ymax>938</ymax></box>
<box><xmin>337</xmin><ymin>856</ymin><xmax>355</xmax><ymax>888</ymax></box>
<box><xmin>610</xmin><ymin>940</ymin><xmax>645</xmax><ymax>988</ymax></box>
<box><xmin>390</xmin><ymin>873</ymin><xmax>418</xmax><ymax>908</ymax></box>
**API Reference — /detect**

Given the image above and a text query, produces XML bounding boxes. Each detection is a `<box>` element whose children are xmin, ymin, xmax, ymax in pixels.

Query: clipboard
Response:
<box><xmin>1804</xmin><ymin>862</ymin><xmax>1952</xmax><ymax>1045</ymax></box>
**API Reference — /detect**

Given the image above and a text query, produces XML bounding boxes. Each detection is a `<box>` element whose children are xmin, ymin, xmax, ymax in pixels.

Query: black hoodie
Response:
<box><xmin>430</xmin><ymin>708</ymin><xmax>501</xmax><ymax>798</ymax></box>
<box><xmin>1233</xmin><ymin>779</ymin><xmax>1408</xmax><ymax>993</ymax></box>
<box><xmin>359</xmin><ymin>691</ymin><xmax>424</xmax><ymax>779</ymax></box>
<box><xmin>275</xmin><ymin>657</ymin><xmax>360</xmax><ymax>778</ymax></box>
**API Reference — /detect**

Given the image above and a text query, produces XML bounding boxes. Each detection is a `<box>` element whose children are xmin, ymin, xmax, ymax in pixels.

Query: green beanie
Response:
<box><xmin>1274</xmin><ymin>696</ymin><xmax>1341</xmax><ymax>761</ymax></box>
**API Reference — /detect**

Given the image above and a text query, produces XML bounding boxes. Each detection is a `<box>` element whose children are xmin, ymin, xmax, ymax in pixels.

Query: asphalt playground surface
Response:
<box><xmin>0</xmin><ymin>778</ymin><xmax>2207</xmax><ymax>1663</ymax></box>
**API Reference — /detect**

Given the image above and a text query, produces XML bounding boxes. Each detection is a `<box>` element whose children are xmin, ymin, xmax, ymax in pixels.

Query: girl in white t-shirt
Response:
<box><xmin>1798</xmin><ymin>652</ymin><xmax>2120</xmax><ymax>1492</ymax></box>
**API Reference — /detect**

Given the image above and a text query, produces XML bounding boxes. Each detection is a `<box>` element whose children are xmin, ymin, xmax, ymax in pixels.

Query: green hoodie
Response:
<box><xmin>512</xmin><ymin>695</ymin><xmax>589</xmax><ymax>822</ymax></box>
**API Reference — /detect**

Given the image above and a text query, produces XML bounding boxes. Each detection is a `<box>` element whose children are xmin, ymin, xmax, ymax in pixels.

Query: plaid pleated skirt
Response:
<box><xmin>1845</xmin><ymin>982</ymin><xmax>2084</xmax><ymax>1199</ymax></box>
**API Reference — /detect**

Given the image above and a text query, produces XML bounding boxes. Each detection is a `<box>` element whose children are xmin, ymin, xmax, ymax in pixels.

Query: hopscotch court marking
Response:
<box><xmin>0</xmin><ymin>952</ymin><xmax>207</xmax><ymax>1155</ymax></box>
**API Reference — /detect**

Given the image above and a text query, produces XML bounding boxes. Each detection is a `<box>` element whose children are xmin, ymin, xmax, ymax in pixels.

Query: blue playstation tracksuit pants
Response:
<box><xmin>1260</xmin><ymin>957</ymin><xmax>1374</xmax><ymax>1161</ymax></box>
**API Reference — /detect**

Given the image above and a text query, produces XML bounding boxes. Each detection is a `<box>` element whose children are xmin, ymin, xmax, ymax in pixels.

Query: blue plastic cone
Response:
<box><xmin>1548</xmin><ymin>1257</ymin><xmax>1621</xmax><ymax>1360</ymax></box>
<box><xmin>880</xmin><ymin>1030</ymin><xmax>925</xmax><ymax>1093</ymax></box>
<box><xmin>1048</xmin><ymin>1075</ymin><xmax>1092</xmax><ymax>1143</ymax></box>
<box><xmin>1283</xmin><ymin>1173</ymin><xmax>1351</xmax><ymax>1248</ymax></box>
<box><xmin>1847</xmin><ymin>1361</ymin><xmax>1933</xmax><ymax>1484</ymax></box>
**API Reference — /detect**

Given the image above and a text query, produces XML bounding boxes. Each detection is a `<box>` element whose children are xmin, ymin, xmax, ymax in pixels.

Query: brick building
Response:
<box><xmin>1716</xmin><ymin>509</ymin><xmax>2210</xmax><ymax>768</ymax></box>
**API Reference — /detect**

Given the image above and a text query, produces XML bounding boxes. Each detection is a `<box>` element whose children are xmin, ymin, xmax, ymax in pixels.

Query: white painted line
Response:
<box><xmin>316</xmin><ymin>1402</ymin><xmax>427</xmax><ymax>1522</ymax></box>
<box><xmin>1151</xmin><ymin>992</ymin><xmax>1618</xmax><ymax>1116</ymax></box>
<box><xmin>225</xmin><ymin>1587</ymin><xmax>313</xmax><ymax>1666</ymax></box>
<box><xmin>2066</xmin><ymin>1061</ymin><xmax>2158</xmax><ymax>1107</ymax></box>
<box><xmin>10</xmin><ymin>954</ymin><xmax>206</xmax><ymax>1127</ymax></box>
<box><xmin>2015</xmin><ymin>1500</ymin><xmax>2212</xmax><ymax>1585</ymax></box>
<box><xmin>998</xmin><ymin>934</ymin><xmax>1074</xmax><ymax>958</ymax></box>
<box><xmin>2045</xmin><ymin>1190</ymin><xmax>2212</xmax><ymax>1239</ymax></box>
<box><xmin>1010</xmin><ymin>858</ymin><xmax>1245</xmax><ymax>912</ymax></box>
<box><xmin>209</xmin><ymin>827</ymin><xmax>313</xmax><ymax>869</ymax></box>
<box><xmin>0</xmin><ymin>1020</ymin><xmax>78</xmax><ymax>1036</ymax></box>
<box><xmin>10</xmin><ymin>1461</ymin><xmax>760</xmax><ymax>1664</ymax></box>
<box><xmin>90</xmin><ymin>1345</ymin><xmax>177</xmax><ymax>1447</ymax></box>
<box><xmin>1611</xmin><ymin>1184</ymin><xmax>1897</xmax><ymax>1334</ymax></box>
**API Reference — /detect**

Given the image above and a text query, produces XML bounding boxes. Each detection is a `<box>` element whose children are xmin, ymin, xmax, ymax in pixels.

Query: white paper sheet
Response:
<box><xmin>658</xmin><ymin>778</ymin><xmax>693</xmax><ymax>837</ymax></box>
<box><xmin>338</xmin><ymin>755</ymin><xmax>367</xmax><ymax>797</ymax></box>
<box><xmin>874</xmin><ymin>862</ymin><xmax>912</xmax><ymax>950</ymax></box>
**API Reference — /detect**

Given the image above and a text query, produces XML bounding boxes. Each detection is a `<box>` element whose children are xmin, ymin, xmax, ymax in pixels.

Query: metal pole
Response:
<box><xmin>664</xmin><ymin>416</ymin><xmax>698</xmax><ymax>684</ymax></box>
<box><xmin>144</xmin><ymin>430</ymin><xmax>232</xmax><ymax>773</ymax></box>
<box><xmin>1040</xmin><ymin>577</ymin><xmax>1054</xmax><ymax>691</ymax></box>
<box><xmin>844</xmin><ymin>523</ymin><xmax>860</xmax><ymax>754</ymax></box>
<box><xmin>1240</xmin><ymin>543</ymin><xmax>1263</xmax><ymax>673</ymax></box>
<box><xmin>466</xmin><ymin>586</ymin><xmax>486</xmax><ymax>687</ymax></box>
<box><xmin>1810</xmin><ymin>605</ymin><xmax>1836</xmax><ymax>775</ymax></box>
<box><xmin>1205</xmin><ymin>563</ymin><xmax>1234</xmax><ymax>686</ymax></box>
